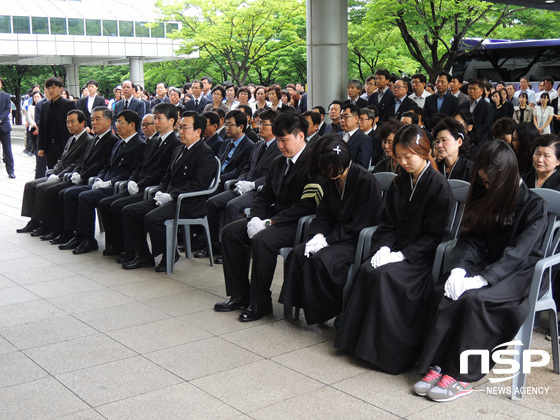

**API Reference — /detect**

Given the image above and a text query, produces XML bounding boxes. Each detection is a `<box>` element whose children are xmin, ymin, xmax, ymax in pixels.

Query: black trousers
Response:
<box><xmin>98</xmin><ymin>191</ymin><xmax>144</xmax><ymax>251</ymax></box>
<box><xmin>221</xmin><ymin>218</ymin><xmax>296</xmax><ymax>305</ymax></box>
<box><xmin>0</xmin><ymin>131</ymin><xmax>14</xmax><ymax>174</ymax></box>
<box><xmin>44</xmin><ymin>180</ymin><xmax>74</xmax><ymax>233</ymax></box>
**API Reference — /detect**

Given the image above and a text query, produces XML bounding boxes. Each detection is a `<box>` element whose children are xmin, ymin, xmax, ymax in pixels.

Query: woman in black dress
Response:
<box><xmin>372</xmin><ymin>119</ymin><xmax>403</xmax><ymax>173</ymax></box>
<box><xmin>279</xmin><ymin>135</ymin><xmax>383</xmax><ymax>324</ymax></box>
<box><xmin>433</xmin><ymin>117</ymin><xmax>473</xmax><ymax>182</ymax></box>
<box><xmin>522</xmin><ymin>134</ymin><xmax>560</xmax><ymax>190</ymax></box>
<box><xmin>512</xmin><ymin>122</ymin><xmax>539</xmax><ymax>177</ymax></box>
<box><xmin>415</xmin><ymin>140</ymin><xmax>547</xmax><ymax>402</ymax></box>
<box><xmin>334</xmin><ymin>125</ymin><xmax>452</xmax><ymax>374</ymax></box>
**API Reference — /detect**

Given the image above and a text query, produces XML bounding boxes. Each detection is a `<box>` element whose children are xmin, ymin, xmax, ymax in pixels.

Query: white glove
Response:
<box><xmin>444</xmin><ymin>269</ymin><xmax>487</xmax><ymax>300</ymax></box>
<box><xmin>92</xmin><ymin>179</ymin><xmax>111</xmax><ymax>190</ymax></box>
<box><xmin>235</xmin><ymin>180</ymin><xmax>256</xmax><ymax>195</ymax></box>
<box><xmin>304</xmin><ymin>234</ymin><xmax>329</xmax><ymax>257</ymax></box>
<box><xmin>154</xmin><ymin>191</ymin><xmax>172</xmax><ymax>206</ymax></box>
<box><xmin>71</xmin><ymin>172</ymin><xmax>82</xmax><ymax>185</ymax></box>
<box><xmin>370</xmin><ymin>246</ymin><xmax>405</xmax><ymax>268</ymax></box>
<box><xmin>45</xmin><ymin>174</ymin><xmax>60</xmax><ymax>184</ymax></box>
<box><xmin>247</xmin><ymin>217</ymin><xmax>267</xmax><ymax>239</ymax></box>
<box><xmin>127</xmin><ymin>180</ymin><xmax>139</xmax><ymax>195</ymax></box>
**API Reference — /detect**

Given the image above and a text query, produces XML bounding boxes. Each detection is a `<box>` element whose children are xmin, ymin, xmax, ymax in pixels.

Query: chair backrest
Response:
<box><xmin>532</xmin><ymin>188</ymin><xmax>560</xmax><ymax>258</ymax></box>
<box><xmin>207</xmin><ymin>156</ymin><xmax>221</xmax><ymax>194</ymax></box>
<box><xmin>447</xmin><ymin>179</ymin><xmax>471</xmax><ymax>239</ymax></box>
<box><xmin>373</xmin><ymin>172</ymin><xmax>397</xmax><ymax>198</ymax></box>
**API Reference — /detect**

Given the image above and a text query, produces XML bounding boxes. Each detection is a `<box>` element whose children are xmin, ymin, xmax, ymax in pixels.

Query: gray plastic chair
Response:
<box><xmin>447</xmin><ymin>179</ymin><xmax>470</xmax><ymax>239</ymax></box>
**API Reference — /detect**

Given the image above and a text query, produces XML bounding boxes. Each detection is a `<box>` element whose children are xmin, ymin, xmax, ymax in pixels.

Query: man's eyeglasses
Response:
<box><xmin>141</xmin><ymin>122</ymin><xmax>155</xmax><ymax>128</ymax></box>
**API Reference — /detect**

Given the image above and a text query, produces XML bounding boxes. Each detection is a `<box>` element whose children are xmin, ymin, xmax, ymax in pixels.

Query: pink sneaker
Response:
<box><xmin>427</xmin><ymin>374</ymin><xmax>472</xmax><ymax>402</ymax></box>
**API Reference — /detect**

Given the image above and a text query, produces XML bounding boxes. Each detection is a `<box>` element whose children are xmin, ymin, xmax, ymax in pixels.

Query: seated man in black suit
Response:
<box><xmin>237</xmin><ymin>104</ymin><xmax>259</xmax><ymax>142</ymax></box>
<box><xmin>120</xmin><ymin>111</ymin><xmax>216</xmax><ymax>272</ymax></box>
<box><xmin>215</xmin><ymin>111</ymin><xmax>325</xmax><ymax>322</ymax></box>
<box><xmin>338</xmin><ymin>104</ymin><xmax>372</xmax><ymax>169</ymax></box>
<box><xmin>17</xmin><ymin>109</ymin><xmax>92</xmax><ymax>236</ymax></box>
<box><xmin>367</xmin><ymin>68</ymin><xmax>395</xmax><ymax>122</ymax></box>
<box><xmin>42</xmin><ymin>107</ymin><xmax>119</xmax><ymax>245</ymax></box>
<box><xmin>324</xmin><ymin>101</ymin><xmax>343</xmax><ymax>134</ymax></box>
<box><xmin>151</xmin><ymin>82</ymin><xmax>170</xmax><ymax>107</ymax></box>
<box><xmin>76</xmin><ymin>79</ymin><xmax>106</xmax><ymax>129</ymax></box>
<box><xmin>202</xmin><ymin>111</ymin><xmax>224</xmax><ymax>155</ymax></box>
<box><xmin>312</xmin><ymin>106</ymin><xmax>326</xmax><ymax>136</ymax></box>
<box><xmin>217</xmin><ymin>110</ymin><xmax>254</xmax><ymax>188</ymax></box>
<box><xmin>213</xmin><ymin>107</ymin><xmax>228</xmax><ymax>139</ymax></box>
<box><xmin>98</xmin><ymin>105</ymin><xmax>181</xmax><ymax>259</ymax></box>
<box><xmin>459</xmin><ymin>78</ymin><xmax>494</xmax><ymax>158</ymax></box>
<box><xmin>358</xmin><ymin>108</ymin><xmax>382</xmax><ymax>166</ymax></box>
<box><xmin>201</xmin><ymin>109</ymin><xmax>282</xmax><ymax>262</ymax></box>
<box><xmin>343</xmin><ymin>79</ymin><xmax>368</xmax><ymax>108</ymax></box>
<box><xmin>385</xmin><ymin>78</ymin><xmax>417</xmax><ymax>121</ymax></box>
<box><xmin>183</xmin><ymin>80</ymin><xmax>211</xmax><ymax>114</ymax></box>
<box><xmin>423</xmin><ymin>72</ymin><xmax>459</xmax><ymax>130</ymax></box>
<box><xmin>59</xmin><ymin>110</ymin><xmax>146</xmax><ymax>254</ymax></box>
<box><xmin>302</xmin><ymin>110</ymin><xmax>321</xmax><ymax>147</ymax></box>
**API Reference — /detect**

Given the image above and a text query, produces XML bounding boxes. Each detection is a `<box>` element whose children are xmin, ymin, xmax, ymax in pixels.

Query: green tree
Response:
<box><xmin>78</xmin><ymin>65</ymin><xmax>129</xmax><ymax>99</ymax></box>
<box><xmin>155</xmin><ymin>0</ymin><xmax>306</xmax><ymax>86</ymax></box>
<box><xmin>360</xmin><ymin>0</ymin><xmax>524</xmax><ymax>82</ymax></box>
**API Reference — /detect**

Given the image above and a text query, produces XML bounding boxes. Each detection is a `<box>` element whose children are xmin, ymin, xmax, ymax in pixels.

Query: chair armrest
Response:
<box><xmin>114</xmin><ymin>180</ymin><xmax>128</xmax><ymax>194</ymax></box>
<box><xmin>354</xmin><ymin>226</ymin><xmax>378</xmax><ymax>268</ymax></box>
<box><xmin>432</xmin><ymin>239</ymin><xmax>458</xmax><ymax>285</ymax></box>
<box><xmin>144</xmin><ymin>186</ymin><xmax>159</xmax><ymax>200</ymax></box>
<box><xmin>87</xmin><ymin>176</ymin><xmax>97</xmax><ymax>185</ymax></box>
<box><xmin>224</xmin><ymin>179</ymin><xmax>238</xmax><ymax>191</ymax></box>
<box><xmin>62</xmin><ymin>173</ymin><xmax>71</xmax><ymax>181</ymax></box>
<box><xmin>45</xmin><ymin>169</ymin><xmax>55</xmax><ymax>177</ymax></box>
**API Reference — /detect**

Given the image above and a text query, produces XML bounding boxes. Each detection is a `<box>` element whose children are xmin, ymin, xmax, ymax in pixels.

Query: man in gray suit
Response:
<box><xmin>0</xmin><ymin>77</ymin><xmax>14</xmax><ymax>178</ymax></box>
<box><xmin>112</xmin><ymin>80</ymin><xmax>145</xmax><ymax>134</ymax></box>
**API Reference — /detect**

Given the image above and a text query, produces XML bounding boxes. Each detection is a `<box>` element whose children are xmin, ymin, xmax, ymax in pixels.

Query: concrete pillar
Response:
<box><xmin>129</xmin><ymin>57</ymin><xmax>145</xmax><ymax>88</ymax></box>
<box><xmin>65</xmin><ymin>64</ymin><xmax>80</xmax><ymax>98</ymax></box>
<box><xmin>306</xmin><ymin>0</ymin><xmax>348</xmax><ymax>121</ymax></box>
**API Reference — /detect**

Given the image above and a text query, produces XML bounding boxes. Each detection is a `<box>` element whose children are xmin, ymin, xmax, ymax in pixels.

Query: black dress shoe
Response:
<box><xmin>155</xmin><ymin>252</ymin><xmax>180</xmax><ymax>272</ymax></box>
<box><xmin>40</xmin><ymin>231</ymin><xmax>57</xmax><ymax>241</ymax></box>
<box><xmin>17</xmin><ymin>220</ymin><xmax>39</xmax><ymax>233</ymax></box>
<box><xmin>30</xmin><ymin>225</ymin><xmax>45</xmax><ymax>237</ymax></box>
<box><xmin>8</xmin><ymin>172</ymin><xmax>15</xmax><ymax>179</ymax></box>
<box><xmin>214</xmin><ymin>296</ymin><xmax>250</xmax><ymax>312</ymax></box>
<box><xmin>193</xmin><ymin>249</ymin><xmax>209</xmax><ymax>258</ymax></box>
<box><xmin>73</xmin><ymin>239</ymin><xmax>99</xmax><ymax>255</ymax></box>
<box><xmin>102</xmin><ymin>246</ymin><xmax>122</xmax><ymax>256</ymax></box>
<box><xmin>51</xmin><ymin>233</ymin><xmax>72</xmax><ymax>245</ymax></box>
<box><xmin>214</xmin><ymin>255</ymin><xmax>223</xmax><ymax>265</ymax></box>
<box><xmin>122</xmin><ymin>255</ymin><xmax>155</xmax><ymax>270</ymax></box>
<box><xmin>59</xmin><ymin>236</ymin><xmax>82</xmax><ymax>250</ymax></box>
<box><xmin>239</xmin><ymin>302</ymin><xmax>273</xmax><ymax>322</ymax></box>
<box><xmin>116</xmin><ymin>252</ymin><xmax>135</xmax><ymax>264</ymax></box>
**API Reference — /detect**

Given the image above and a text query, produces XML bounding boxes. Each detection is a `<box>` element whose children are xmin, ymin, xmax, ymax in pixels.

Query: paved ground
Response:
<box><xmin>0</xmin><ymin>125</ymin><xmax>559</xmax><ymax>419</ymax></box>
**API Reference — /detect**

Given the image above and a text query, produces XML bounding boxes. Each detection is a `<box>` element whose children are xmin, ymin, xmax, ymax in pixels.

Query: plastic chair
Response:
<box><xmin>447</xmin><ymin>179</ymin><xmax>470</xmax><ymax>239</ymax></box>
<box><xmin>87</xmin><ymin>177</ymin><xmax>126</xmax><ymax>233</ymax></box>
<box><xmin>372</xmin><ymin>172</ymin><xmax>397</xmax><ymax>199</ymax></box>
<box><xmin>163</xmin><ymin>157</ymin><xmax>221</xmax><ymax>274</ymax></box>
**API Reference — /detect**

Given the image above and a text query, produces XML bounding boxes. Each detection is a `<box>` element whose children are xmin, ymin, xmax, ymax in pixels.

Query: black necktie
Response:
<box><xmin>124</xmin><ymin>100</ymin><xmax>129</xmax><ymax>109</ymax></box>
<box><xmin>68</xmin><ymin>136</ymin><xmax>76</xmax><ymax>148</ymax></box>
<box><xmin>285</xmin><ymin>159</ymin><xmax>293</xmax><ymax>175</ymax></box>
<box><xmin>256</xmin><ymin>142</ymin><xmax>267</xmax><ymax>163</ymax></box>
<box><xmin>195</xmin><ymin>99</ymin><xmax>199</xmax><ymax>108</ymax></box>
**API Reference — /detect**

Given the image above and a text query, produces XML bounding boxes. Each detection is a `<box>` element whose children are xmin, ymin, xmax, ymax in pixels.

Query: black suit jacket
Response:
<box><xmin>386</xmin><ymin>96</ymin><xmax>417</xmax><ymax>121</ymax></box>
<box><xmin>97</xmin><ymin>134</ymin><xmax>146</xmax><ymax>184</ymax></box>
<box><xmin>298</xmin><ymin>93</ymin><xmax>308</xmax><ymax>113</ymax></box>
<box><xmin>205</xmin><ymin>132</ymin><xmax>224</xmax><ymax>156</ymax></box>
<box><xmin>250</xmin><ymin>145</ymin><xmax>325</xmax><ymax>226</ymax></box>
<box><xmin>217</xmin><ymin>135</ymin><xmax>253</xmax><ymax>183</ymax></box>
<box><xmin>368</xmin><ymin>89</ymin><xmax>395</xmax><ymax>122</ymax></box>
<box><xmin>112</xmin><ymin>97</ymin><xmax>146</xmax><ymax>133</ymax></box>
<box><xmin>151</xmin><ymin>96</ymin><xmax>170</xmax><ymax>107</ymax></box>
<box><xmin>458</xmin><ymin>99</ymin><xmax>494</xmax><ymax>151</ymax></box>
<box><xmin>157</xmin><ymin>140</ymin><xmax>216</xmax><ymax>210</ymax></box>
<box><xmin>74</xmin><ymin>131</ymin><xmax>120</xmax><ymax>181</ymax></box>
<box><xmin>245</xmin><ymin>127</ymin><xmax>259</xmax><ymax>143</ymax></box>
<box><xmin>133</xmin><ymin>132</ymin><xmax>181</xmax><ymax>190</ymax></box>
<box><xmin>339</xmin><ymin>130</ymin><xmax>372</xmax><ymax>169</ymax></box>
<box><xmin>52</xmin><ymin>130</ymin><xmax>93</xmax><ymax>177</ymax></box>
<box><xmin>184</xmin><ymin>96</ymin><xmax>212</xmax><ymax>114</ymax></box>
<box><xmin>424</xmin><ymin>93</ymin><xmax>459</xmax><ymax>130</ymax></box>
<box><xmin>38</xmin><ymin>97</ymin><xmax>77</xmax><ymax>152</ymax></box>
<box><xmin>367</xmin><ymin>129</ymin><xmax>383</xmax><ymax>166</ymax></box>
<box><xmin>343</xmin><ymin>97</ymin><xmax>368</xmax><ymax>109</ymax></box>
<box><xmin>238</xmin><ymin>139</ymin><xmax>282</xmax><ymax>187</ymax></box>
<box><xmin>76</xmin><ymin>95</ymin><xmax>106</xmax><ymax>128</ymax></box>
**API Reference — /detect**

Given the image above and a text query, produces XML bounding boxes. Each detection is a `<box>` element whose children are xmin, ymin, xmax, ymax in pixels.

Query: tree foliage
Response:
<box><xmin>155</xmin><ymin>0</ymin><xmax>306</xmax><ymax>86</ymax></box>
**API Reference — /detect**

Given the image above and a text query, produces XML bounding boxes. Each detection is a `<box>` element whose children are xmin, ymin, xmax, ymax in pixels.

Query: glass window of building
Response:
<box><xmin>103</xmin><ymin>20</ymin><xmax>117</xmax><ymax>36</ymax></box>
<box><xmin>135</xmin><ymin>21</ymin><xmax>148</xmax><ymax>37</ymax></box>
<box><xmin>166</xmin><ymin>23</ymin><xmax>178</xmax><ymax>36</ymax></box>
<box><xmin>151</xmin><ymin>23</ymin><xmax>164</xmax><ymax>38</ymax></box>
<box><xmin>68</xmin><ymin>18</ymin><xmax>84</xmax><ymax>35</ymax></box>
<box><xmin>86</xmin><ymin>19</ymin><xmax>101</xmax><ymax>36</ymax></box>
<box><xmin>0</xmin><ymin>15</ymin><xmax>11</xmax><ymax>33</ymax></box>
<box><xmin>119</xmin><ymin>20</ymin><xmax>133</xmax><ymax>37</ymax></box>
<box><xmin>50</xmin><ymin>17</ymin><xmax>67</xmax><ymax>35</ymax></box>
<box><xmin>13</xmin><ymin>16</ymin><xmax>30</xmax><ymax>34</ymax></box>
<box><xmin>32</xmin><ymin>17</ymin><xmax>48</xmax><ymax>34</ymax></box>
